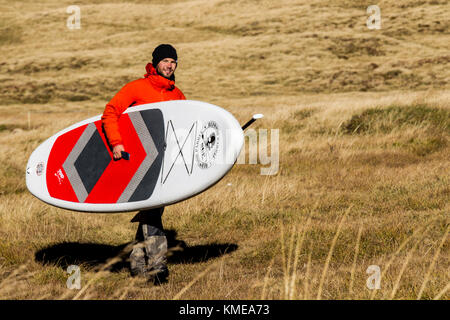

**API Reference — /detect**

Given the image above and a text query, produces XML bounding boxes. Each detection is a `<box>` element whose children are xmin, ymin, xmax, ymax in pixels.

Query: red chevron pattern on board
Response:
<box><xmin>46</xmin><ymin>124</ymin><xmax>87</xmax><ymax>203</ymax></box>
<box><xmin>46</xmin><ymin>115</ymin><xmax>147</xmax><ymax>204</ymax></box>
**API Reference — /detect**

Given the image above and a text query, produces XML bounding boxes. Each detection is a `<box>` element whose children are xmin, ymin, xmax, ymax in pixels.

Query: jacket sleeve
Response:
<box><xmin>101</xmin><ymin>82</ymin><xmax>136</xmax><ymax>147</ymax></box>
<box><xmin>176</xmin><ymin>87</ymin><xmax>186</xmax><ymax>100</ymax></box>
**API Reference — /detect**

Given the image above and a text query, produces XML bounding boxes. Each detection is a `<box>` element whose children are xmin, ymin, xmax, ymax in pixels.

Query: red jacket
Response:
<box><xmin>101</xmin><ymin>63</ymin><xmax>186</xmax><ymax>147</ymax></box>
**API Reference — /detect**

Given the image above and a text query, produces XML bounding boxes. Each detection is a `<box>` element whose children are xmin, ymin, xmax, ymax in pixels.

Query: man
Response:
<box><xmin>101</xmin><ymin>44</ymin><xmax>185</xmax><ymax>284</ymax></box>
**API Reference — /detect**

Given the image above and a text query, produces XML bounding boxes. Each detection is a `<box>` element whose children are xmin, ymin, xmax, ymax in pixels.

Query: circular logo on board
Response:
<box><xmin>36</xmin><ymin>162</ymin><xmax>45</xmax><ymax>176</ymax></box>
<box><xmin>195</xmin><ymin>121</ymin><xmax>220</xmax><ymax>169</ymax></box>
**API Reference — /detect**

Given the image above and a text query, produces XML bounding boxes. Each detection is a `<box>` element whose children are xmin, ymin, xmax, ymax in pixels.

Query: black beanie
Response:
<box><xmin>152</xmin><ymin>44</ymin><xmax>178</xmax><ymax>67</ymax></box>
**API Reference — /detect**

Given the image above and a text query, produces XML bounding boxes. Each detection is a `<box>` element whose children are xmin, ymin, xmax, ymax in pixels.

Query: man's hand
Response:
<box><xmin>113</xmin><ymin>144</ymin><xmax>125</xmax><ymax>160</ymax></box>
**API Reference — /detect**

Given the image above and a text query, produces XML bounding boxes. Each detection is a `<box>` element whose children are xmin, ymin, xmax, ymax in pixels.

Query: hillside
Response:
<box><xmin>0</xmin><ymin>0</ymin><xmax>448</xmax><ymax>299</ymax></box>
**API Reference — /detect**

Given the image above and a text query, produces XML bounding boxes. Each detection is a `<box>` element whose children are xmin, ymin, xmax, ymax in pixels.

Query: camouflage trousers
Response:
<box><xmin>130</xmin><ymin>207</ymin><xmax>168</xmax><ymax>283</ymax></box>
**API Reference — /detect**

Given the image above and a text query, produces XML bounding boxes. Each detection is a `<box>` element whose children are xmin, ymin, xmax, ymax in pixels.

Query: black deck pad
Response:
<box><xmin>129</xmin><ymin>109</ymin><xmax>165</xmax><ymax>202</ymax></box>
<box><xmin>74</xmin><ymin>130</ymin><xmax>112</xmax><ymax>194</ymax></box>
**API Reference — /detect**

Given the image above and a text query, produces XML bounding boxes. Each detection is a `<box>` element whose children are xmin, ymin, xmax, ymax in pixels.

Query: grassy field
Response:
<box><xmin>0</xmin><ymin>0</ymin><xmax>448</xmax><ymax>299</ymax></box>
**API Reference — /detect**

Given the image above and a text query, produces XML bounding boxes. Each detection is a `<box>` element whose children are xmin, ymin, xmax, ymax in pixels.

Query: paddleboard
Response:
<box><xmin>26</xmin><ymin>100</ymin><xmax>244</xmax><ymax>213</ymax></box>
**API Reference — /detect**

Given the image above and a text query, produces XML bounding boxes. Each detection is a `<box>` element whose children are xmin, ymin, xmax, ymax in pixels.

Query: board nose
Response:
<box><xmin>26</xmin><ymin>144</ymin><xmax>48</xmax><ymax>201</ymax></box>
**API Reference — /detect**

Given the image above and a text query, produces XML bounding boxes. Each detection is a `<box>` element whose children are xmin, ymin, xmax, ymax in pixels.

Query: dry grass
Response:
<box><xmin>0</xmin><ymin>0</ymin><xmax>449</xmax><ymax>300</ymax></box>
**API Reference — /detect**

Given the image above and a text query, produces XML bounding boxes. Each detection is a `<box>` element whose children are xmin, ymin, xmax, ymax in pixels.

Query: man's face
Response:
<box><xmin>156</xmin><ymin>58</ymin><xmax>177</xmax><ymax>79</ymax></box>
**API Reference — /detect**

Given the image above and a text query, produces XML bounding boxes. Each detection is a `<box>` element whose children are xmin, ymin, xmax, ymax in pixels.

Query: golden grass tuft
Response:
<box><xmin>0</xmin><ymin>0</ymin><xmax>449</xmax><ymax>300</ymax></box>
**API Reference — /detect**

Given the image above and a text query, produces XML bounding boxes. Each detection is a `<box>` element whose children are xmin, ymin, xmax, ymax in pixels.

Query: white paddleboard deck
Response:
<box><xmin>26</xmin><ymin>100</ymin><xmax>244</xmax><ymax>213</ymax></box>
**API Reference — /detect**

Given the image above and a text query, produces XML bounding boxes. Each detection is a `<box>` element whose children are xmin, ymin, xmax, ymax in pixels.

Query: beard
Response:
<box><xmin>158</xmin><ymin>72</ymin><xmax>175</xmax><ymax>81</ymax></box>
<box><xmin>157</xmin><ymin>68</ymin><xmax>175</xmax><ymax>81</ymax></box>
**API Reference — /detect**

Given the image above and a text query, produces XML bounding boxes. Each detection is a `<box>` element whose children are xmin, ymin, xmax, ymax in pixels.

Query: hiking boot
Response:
<box><xmin>143</xmin><ymin>235</ymin><xmax>169</xmax><ymax>284</ymax></box>
<box><xmin>147</xmin><ymin>264</ymin><xmax>169</xmax><ymax>285</ymax></box>
<box><xmin>130</xmin><ymin>209</ymin><xmax>169</xmax><ymax>283</ymax></box>
<box><xmin>129</xmin><ymin>243</ymin><xmax>146</xmax><ymax>277</ymax></box>
<box><xmin>143</xmin><ymin>235</ymin><xmax>167</xmax><ymax>266</ymax></box>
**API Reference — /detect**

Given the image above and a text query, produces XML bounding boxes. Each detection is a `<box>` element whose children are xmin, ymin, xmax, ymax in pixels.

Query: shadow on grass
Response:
<box><xmin>34</xmin><ymin>230</ymin><xmax>238</xmax><ymax>273</ymax></box>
